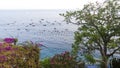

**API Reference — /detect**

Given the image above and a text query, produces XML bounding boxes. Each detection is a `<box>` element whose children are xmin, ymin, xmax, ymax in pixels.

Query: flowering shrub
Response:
<box><xmin>40</xmin><ymin>51</ymin><xmax>77</xmax><ymax>68</ymax></box>
<box><xmin>40</xmin><ymin>51</ymin><xmax>85</xmax><ymax>68</ymax></box>
<box><xmin>49</xmin><ymin>51</ymin><xmax>77</xmax><ymax>68</ymax></box>
<box><xmin>4</xmin><ymin>38</ymin><xmax>15</xmax><ymax>43</ymax></box>
<box><xmin>0</xmin><ymin>38</ymin><xmax>40</xmax><ymax>68</ymax></box>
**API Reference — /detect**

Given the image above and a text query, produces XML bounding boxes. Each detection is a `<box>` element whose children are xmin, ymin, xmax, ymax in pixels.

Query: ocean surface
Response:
<box><xmin>0</xmin><ymin>10</ymin><xmax>78</xmax><ymax>59</ymax></box>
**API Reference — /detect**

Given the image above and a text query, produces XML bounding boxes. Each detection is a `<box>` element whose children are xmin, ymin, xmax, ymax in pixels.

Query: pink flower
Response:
<box><xmin>61</xmin><ymin>53</ymin><xmax>65</xmax><ymax>56</ymax></box>
<box><xmin>0</xmin><ymin>55</ymin><xmax>7</xmax><ymax>62</ymax></box>
<box><xmin>5</xmin><ymin>46</ymin><xmax>12</xmax><ymax>51</ymax></box>
<box><xmin>4</xmin><ymin>38</ymin><xmax>15</xmax><ymax>43</ymax></box>
<box><xmin>0</xmin><ymin>43</ymin><xmax>2</xmax><ymax>46</ymax></box>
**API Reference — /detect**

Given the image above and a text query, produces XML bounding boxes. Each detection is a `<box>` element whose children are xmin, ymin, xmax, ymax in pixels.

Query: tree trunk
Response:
<box><xmin>101</xmin><ymin>58</ymin><xmax>108</xmax><ymax>68</ymax></box>
<box><xmin>101</xmin><ymin>62</ymin><xmax>107</xmax><ymax>68</ymax></box>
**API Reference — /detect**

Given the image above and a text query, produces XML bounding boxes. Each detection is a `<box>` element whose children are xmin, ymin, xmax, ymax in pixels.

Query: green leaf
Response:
<box><xmin>84</xmin><ymin>54</ymin><xmax>96</xmax><ymax>64</ymax></box>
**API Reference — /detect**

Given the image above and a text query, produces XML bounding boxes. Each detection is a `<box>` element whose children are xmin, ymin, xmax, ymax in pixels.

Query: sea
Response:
<box><xmin>0</xmin><ymin>10</ymin><xmax>78</xmax><ymax>59</ymax></box>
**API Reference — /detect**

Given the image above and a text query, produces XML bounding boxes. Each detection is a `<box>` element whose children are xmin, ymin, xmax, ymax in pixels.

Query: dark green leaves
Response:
<box><xmin>61</xmin><ymin>0</ymin><xmax>120</xmax><ymax>64</ymax></box>
<box><xmin>84</xmin><ymin>54</ymin><xmax>96</xmax><ymax>64</ymax></box>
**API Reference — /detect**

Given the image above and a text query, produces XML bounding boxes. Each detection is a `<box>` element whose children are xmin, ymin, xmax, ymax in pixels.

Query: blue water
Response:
<box><xmin>0</xmin><ymin>10</ymin><xmax>78</xmax><ymax>59</ymax></box>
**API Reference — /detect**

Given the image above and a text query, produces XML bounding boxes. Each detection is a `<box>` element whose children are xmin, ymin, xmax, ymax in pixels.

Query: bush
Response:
<box><xmin>40</xmin><ymin>51</ymin><xmax>85</xmax><ymax>68</ymax></box>
<box><xmin>0</xmin><ymin>38</ymin><xmax>40</xmax><ymax>68</ymax></box>
<box><xmin>41</xmin><ymin>58</ymin><xmax>51</xmax><ymax>68</ymax></box>
<box><xmin>110</xmin><ymin>58</ymin><xmax>120</xmax><ymax>68</ymax></box>
<box><xmin>49</xmin><ymin>51</ymin><xmax>77</xmax><ymax>68</ymax></box>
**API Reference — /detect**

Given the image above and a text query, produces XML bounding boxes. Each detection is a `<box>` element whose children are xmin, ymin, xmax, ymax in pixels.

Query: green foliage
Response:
<box><xmin>41</xmin><ymin>58</ymin><xmax>51</xmax><ymax>68</ymax></box>
<box><xmin>50</xmin><ymin>51</ymin><xmax>77</xmax><ymax>68</ymax></box>
<box><xmin>84</xmin><ymin>54</ymin><xmax>96</xmax><ymax>64</ymax></box>
<box><xmin>61</xmin><ymin>0</ymin><xmax>120</xmax><ymax>68</ymax></box>
<box><xmin>110</xmin><ymin>58</ymin><xmax>120</xmax><ymax>68</ymax></box>
<box><xmin>40</xmin><ymin>51</ymin><xmax>82</xmax><ymax>68</ymax></box>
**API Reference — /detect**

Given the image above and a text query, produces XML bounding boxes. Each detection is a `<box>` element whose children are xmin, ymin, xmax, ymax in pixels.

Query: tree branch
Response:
<box><xmin>108</xmin><ymin>46</ymin><xmax>120</xmax><ymax>57</ymax></box>
<box><xmin>95</xmin><ymin>59</ymin><xmax>105</xmax><ymax>64</ymax></box>
<box><xmin>96</xmin><ymin>40</ymin><xmax>104</xmax><ymax>57</ymax></box>
<box><xmin>91</xmin><ymin>22</ymin><xmax>105</xmax><ymax>43</ymax></box>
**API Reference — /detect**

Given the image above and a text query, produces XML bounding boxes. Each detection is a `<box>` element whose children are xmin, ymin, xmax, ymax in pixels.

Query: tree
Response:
<box><xmin>61</xmin><ymin>0</ymin><xmax>120</xmax><ymax>68</ymax></box>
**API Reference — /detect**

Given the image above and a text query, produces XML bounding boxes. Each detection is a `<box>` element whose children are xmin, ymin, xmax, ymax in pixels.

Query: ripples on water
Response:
<box><xmin>0</xmin><ymin>10</ymin><xmax>78</xmax><ymax>59</ymax></box>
